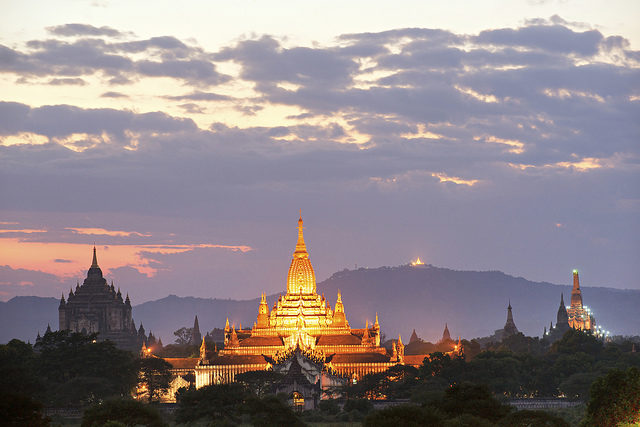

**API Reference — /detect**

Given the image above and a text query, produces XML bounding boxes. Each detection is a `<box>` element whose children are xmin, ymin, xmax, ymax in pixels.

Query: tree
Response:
<box><xmin>584</xmin><ymin>367</ymin><xmax>640</xmax><ymax>427</ymax></box>
<box><xmin>498</xmin><ymin>410</ymin><xmax>569</xmax><ymax>427</ymax></box>
<box><xmin>137</xmin><ymin>357</ymin><xmax>173</xmax><ymax>403</ymax></box>
<box><xmin>551</xmin><ymin>329</ymin><xmax>603</xmax><ymax>355</ymax></box>
<box><xmin>81</xmin><ymin>398</ymin><xmax>166</xmax><ymax>427</ymax></box>
<box><xmin>364</xmin><ymin>404</ymin><xmax>444</xmax><ymax>427</ymax></box>
<box><xmin>0</xmin><ymin>339</ymin><xmax>41</xmax><ymax>397</ymax></box>
<box><xmin>0</xmin><ymin>392</ymin><xmax>50</xmax><ymax>427</ymax></box>
<box><xmin>418</xmin><ymin>352</ymin><xmax>464</xmax><ymax>386</ymax></box>
<box><xmin>245</xmin><ymin>394</ymin><xmax>303</xmax><ymax>427</ymax></box>
<box><xmin>173</xmin><ymin>327</ymin><xmax>192</xmax><ymax>345</ymax></box>
<box><xmin>438</xmin><ymin>382</ymin><xmax>511</xmax><ymax>422</ymax></box>
<box><xmin>235</xmin><ymin>370</ymin><xmax>284</xmax><ymax>398</ymax></box>
<box><xmin>34</xmin><ymin>330</ymin><xmax>137</xmax><ymax>406</ymax></box>
<box><xmin>174</xmin><ymin>382</ymin><xmax>252</xmax><ymax>424</ymax></box>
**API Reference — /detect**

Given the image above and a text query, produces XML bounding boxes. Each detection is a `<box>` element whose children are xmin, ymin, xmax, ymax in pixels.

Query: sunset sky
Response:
<box><xmin>1</xmin><ymin>1</ymin><xmax>638</xmax><ymax>303</ymax></box>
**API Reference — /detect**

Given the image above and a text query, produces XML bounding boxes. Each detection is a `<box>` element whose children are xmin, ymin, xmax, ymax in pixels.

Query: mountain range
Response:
<box><xmin>2</xmin><ymin>264</ymin><xmax>638</xmax><ymax>345</ymax></box>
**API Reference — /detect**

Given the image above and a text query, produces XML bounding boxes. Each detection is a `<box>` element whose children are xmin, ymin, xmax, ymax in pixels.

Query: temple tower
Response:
<box><xmin>287</xmin><ymin>214</ymin><xmax>316</xmax><ymax>295</ymax></box>
<box><xmin>191</xmin><ymin>315</ymin><xmax>202</xmax><ymax>345</ymax></box>
<box><xmin>256</xmin><ymin>293</ymin><xmax>270</xmax><ymax>328</ymax></box>
<box><xmin>503</xmin><ymin>301</ymin><xmax>519</xmax><ymax>336</ymax></box>
<box><xmin>570</xmin><ymin>270</ymin><xmax>583</xmax><ymax>308</ymax></box>
<box><xmin>58</xmin><ymin>246</ymin><xmax>142</xmax><ymax>350</ymax></box>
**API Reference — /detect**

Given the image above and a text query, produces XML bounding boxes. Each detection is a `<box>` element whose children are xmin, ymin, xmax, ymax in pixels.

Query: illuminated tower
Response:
<box><xmin>256</xmin><ymin>293</ymin><xmax>270</xmax><ymax>328</ymax></box>
<box><xmin>570</xmin><ymin>269</ymin><xmax>583</xmax><ymax>308</ymax></box>
<box><xmin>567</xmin><ymin>270</ymin><xmax>595</xmax><ymax>331</ymax></box>
<box><xmin>287</xmin><ymin>214</ymin><xmax>316</xmax><ymax>295</ymax></box>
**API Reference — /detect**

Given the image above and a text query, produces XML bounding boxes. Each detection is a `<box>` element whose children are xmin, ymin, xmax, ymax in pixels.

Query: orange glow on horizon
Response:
<box><xmin>0</xmin><ymin>238</ymin><xmax>252</xmax><ymax>279</ymax></box>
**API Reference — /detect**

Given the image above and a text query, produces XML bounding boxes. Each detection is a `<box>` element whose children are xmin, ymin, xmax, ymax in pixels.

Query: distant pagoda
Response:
<box><xmin>546</xmin><ymin>270</ymin><xmax>596</xmax><ymax>341</ymax></box>
<box><xmin>58</xmin><ymin>246</ymin><xmax>147</xmax><ymax>351</ymax></box>
<box><xmin>567</xmin><ymin>270</ymin><xmax>596</xmax><ymax>331</ymax></box>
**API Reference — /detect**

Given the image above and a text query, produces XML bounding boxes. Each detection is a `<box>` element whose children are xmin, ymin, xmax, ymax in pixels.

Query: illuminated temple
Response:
<box><xmin>195</xmin><ymin>215</ymin><xmax>401</xmax><ymax>389</ymax></box>
<box><xmin>545</xmin><ymin>270</ymin><xmax>596</xmax><ymax>342</ymax></box>
<box><xmin>567</xmin><ymin>270</ymin><xmax>596</xmax><ymax>331</ymax></box>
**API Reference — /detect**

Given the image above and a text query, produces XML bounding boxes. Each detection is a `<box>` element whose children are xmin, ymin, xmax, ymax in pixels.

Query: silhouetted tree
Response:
<box><xmin>364</xmin><ymin>404</ymin><xmax>444</xmax><ymax>427</ymax></box>
<box><xmin>584</xmin><ymin>367</ymin><xmax>640</xmax><ymax>427</ymax></box>
<box><xmin>34</xmin><ymin>330</ymin><xmax>137</xmax><ymax>406</ymax></box>
<box><xmin>81</xmin><ymin>398</ymin><xmax>166</xmax><ymax>427</ymax></box>
<box><xmin>235</xmin><ymin>370</ymin><xmax>284</xmax><ymax>398</ymax></box>
<box><xmin>173</xmin><ymin>327</ymin><xmax>192</xmax><ymax>345</ymax></box>
<box><xmin>174</xmin><ymin>382</ymin><xmax>251</xmax><ymax>424</ymax></box>
<box><xmin>245</xmin><ymin>394</ymin><xmax>303</xmax><ymax>427</ymax></box>
<box><xmin>0</xmin><ymin>392</ymin><xmax>50</xmax><ymax>427</ymax></box>
<box><xmin>498</xmin><ymin>409</ymin><xmax>569</xmax><ymax>427</ymax></box>
<box><xmin>438</xmin><ymin>382</ymin><xmax>511</xmax><ymax>422</ymax></box>
<box><xmin>551</xmin><ymin>329</ymin><xmax>603</xmax><ymax>355</ymax></box>
<box><xmin>136</xmin><ymin>357</ymin><xmax>173</xmax><ymax>402</ymax></box>
<box><xmin>0</xmin><ymin>339</ymin><xmax>41</xmax><ymax>397</ymax></box>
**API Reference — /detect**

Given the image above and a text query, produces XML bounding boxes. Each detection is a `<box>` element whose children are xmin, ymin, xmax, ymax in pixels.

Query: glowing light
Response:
<box><xmin>66</xmin><ymin>227</ymin><xmax>152</xmax><ymax>237</ymax></box>
<box><xmin>573</xmin><ymin>269</ymin><xmax>578</xmax><ymax>274</ymax></box>
<box><xmin>411</xmin><ymin>257</ymin><xmax>424</xmax><ymax>266</ymax></box>
<box><xmin>431</xmin><ymin>172</ymin><xmax>479</xmax><ymax>187</ymax></box>
<box><xmin>474</xmin><ymin>135</ymin><xmax>525</xmax><ymax>154</ymax></box>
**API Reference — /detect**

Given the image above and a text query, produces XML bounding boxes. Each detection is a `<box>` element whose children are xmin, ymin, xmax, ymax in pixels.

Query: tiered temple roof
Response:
<box><xmin>195</xmin><ymin>214</ymin><xmax>397</xmax><ymax>387</ymax></box>
<box><xmin>58</xmin><ymin>247</ymin><xmax>145</xmax><ymax>351</ymax></box>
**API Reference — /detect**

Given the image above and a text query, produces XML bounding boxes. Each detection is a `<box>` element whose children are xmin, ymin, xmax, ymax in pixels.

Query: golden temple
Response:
<box><xmin>195</xmin><ymin>214</ymin><xmax>400</xmax><ymax>387</ymax></box>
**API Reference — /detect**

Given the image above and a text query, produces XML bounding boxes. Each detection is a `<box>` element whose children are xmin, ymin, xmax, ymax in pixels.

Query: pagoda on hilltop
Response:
<box><xmin>57</xmin><ymin>246</ymin><xmax>148</xmax><ymax>351</ymax></box>
<box><xmin>195</xmin><ymin>214</ymin><xmax>399</xmax><ymax>389</ymax></box>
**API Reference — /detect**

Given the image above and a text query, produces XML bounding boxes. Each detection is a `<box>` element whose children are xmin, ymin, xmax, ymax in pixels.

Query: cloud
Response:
<box><xmin>47</xmin><ymin>78</ymin><xmax>87</xmax><ymax>86</ymax></box>
<box><xmin>101</xmin><ymin>91</ymin><xmax>128</xmax><ymax>98</ymax></box>
<box><xmin>0</xmin><ymin>33</ymin><xmax>229</xmax><ymax>86</ymax></box>
<box><xmin>46</xmin><ymin>23</ymin><xmax>123</xmax><ymax>38</ymax></box>
<box><xmin>165</xmin><ymin>91</ymin><xmax>232</xmax><ymax>101</ymax></box>
<box><xmin>66</xmin><ymin>227</ymin><xmax>152</xmax><ymax>237</ymax></box>
<box><xmin>0</xmin><ymin>19</ymin><xmax>638</xmax><ymax>295</ymax></box>
<box><xmin>178</xmin><ymin>103</ymin><xmax>206</xmax><ymax>114</ymax></box>
<box><xmin>475</xmin><ymin>25</ymin><xmax>603</xmax><ymax>55</ymax></box>
<box><xmin>53</xmin><ymin>259</ymin><xmax>72</xmax><ymax>263</ymax></box>
<box><xmin>0</xmin><ymin>102</ymin><xmax>197</xmax><ymax>143</ymax></box>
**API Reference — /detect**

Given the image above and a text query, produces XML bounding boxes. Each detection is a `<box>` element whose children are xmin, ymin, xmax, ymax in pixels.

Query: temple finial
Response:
<box><xmin>293</xmin><ymin>213</ymin><xmax>308</xmax><ymax>258</ymax></box>
<box><xmin>91</xmin><ymin>245</ymin><xmax>99</xmax><ymax>268</ymax></box>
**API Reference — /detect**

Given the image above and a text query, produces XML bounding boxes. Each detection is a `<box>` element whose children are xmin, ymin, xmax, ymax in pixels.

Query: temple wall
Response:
<box><xmin>195</xmin><ymin>364</ymin><xmax>267</xmax><ymax>388</ymax></box>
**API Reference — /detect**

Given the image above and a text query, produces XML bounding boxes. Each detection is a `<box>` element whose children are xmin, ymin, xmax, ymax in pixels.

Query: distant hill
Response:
<box><xmin>2</xmin><ymin>265</ymin><xmax>638</xmax><ymax>344</ymax></box>
<box><xmin>0</xmin><ymin>296</ymin><xmax>59</xmax><ymax>343</ymax></box>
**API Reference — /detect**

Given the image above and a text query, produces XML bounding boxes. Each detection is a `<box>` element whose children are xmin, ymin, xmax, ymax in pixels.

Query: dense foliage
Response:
<box><xmin>175</xmin><ymin>382</ymin><xmax>302</xmax><ymax>426</ymax></box>
<box><xmin>0</xmin><ymin>331</ymin><xmax>138</xmax><ymax>408</ymax></box>
<box><xmin>81</xmin><ymin>398</ymin><xmax>166</xmax><ymax>427</ymax></box>
<box><xmin>136</xmin><ymin>357</ymin><xmax>173</xmax><ymax>402</ymax></box>
<box><xmin>349</xmin><ymin>330</ymin><xmax>640</xmax><ymax>402</ymax></box>
<box><xmin>583</xmin><ymin>366</ymin><xmax>640</xmax><ymax>426</ymax></box>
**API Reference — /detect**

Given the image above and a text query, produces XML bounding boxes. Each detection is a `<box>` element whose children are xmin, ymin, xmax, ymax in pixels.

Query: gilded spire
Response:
<box><xmin>287</xmin><ymin>213</ymin><xmax>317</xmax><ymax>295</ymax></box>
<box><xmin>293</xmin><ymin>212</ymin><xmax>308</xmax><ymax>259</ymax></box>
<box><xmin>200</xmin><ymin>336</ymin><xmax>207</xmax><ymax>361</ymax></box>
<box><xmin>571</xmin><ymin>269</ymin><xmax>583</xmax><ymax>308</ymax></box>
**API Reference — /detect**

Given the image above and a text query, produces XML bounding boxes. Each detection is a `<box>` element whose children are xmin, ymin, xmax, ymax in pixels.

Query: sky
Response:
<box><xmin>0</xmin><ymin>0</ymin><xmax>638</xmax><ymax>305</ymax></box>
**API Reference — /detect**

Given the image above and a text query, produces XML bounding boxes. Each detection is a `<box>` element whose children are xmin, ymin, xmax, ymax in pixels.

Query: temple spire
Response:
<box><xmin>571</xmin><ymin>269</ymin><xmax>583</xmax><ymax>308</ymax></box>
<box><xmin>91</xmin><ymin>245</ymin><xmax>99</xmax><ymax>268</ymax></box>
<box><xmin>293</xmin><ymin>211</ymin><xmax>308</xmax><ymax>258</ymax></box>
